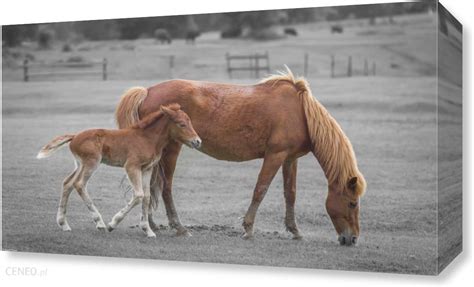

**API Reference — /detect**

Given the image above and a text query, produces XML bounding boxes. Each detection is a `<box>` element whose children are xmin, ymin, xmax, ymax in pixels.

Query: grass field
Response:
<box><xmin>2</xmin><ymin>13</ymin><xmax>446</xmax><ymax>274</ymax></box>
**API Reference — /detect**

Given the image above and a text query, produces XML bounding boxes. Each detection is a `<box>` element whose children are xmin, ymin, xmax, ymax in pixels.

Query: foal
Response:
<box><xmin>37</xmin><ymin>104</ymin><xmax>201</xmax><ymax>237</ymax></box>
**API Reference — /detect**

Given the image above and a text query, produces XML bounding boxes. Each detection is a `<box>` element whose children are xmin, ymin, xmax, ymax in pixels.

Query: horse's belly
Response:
<box><xmin>197</xmin><ymin>130</ymin><xmax>267</xmax><ymax>161</ymax></box>
<box><xmin>198</xmin><ymin>143</ymin><xmax>262</xmax><ymax>161</ymax></box>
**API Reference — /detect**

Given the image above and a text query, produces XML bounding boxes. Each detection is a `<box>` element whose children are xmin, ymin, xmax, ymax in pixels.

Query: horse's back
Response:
<box><xmin>142</xmin><ymin>79</ymin><xmax>311</xmax><ymax>161</ymax></box>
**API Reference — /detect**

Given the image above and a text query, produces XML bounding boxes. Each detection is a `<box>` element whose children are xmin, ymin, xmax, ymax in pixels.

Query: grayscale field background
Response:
<box><xmin>2</xmin><ymin>4</ymin><xmax>462</xmax><ymax>275</ymax></box>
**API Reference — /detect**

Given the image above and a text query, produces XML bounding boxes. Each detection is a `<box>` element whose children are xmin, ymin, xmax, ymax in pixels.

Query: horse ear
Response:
<box><xmin>160</xmin><ymin>105</ymin><xmax>175</xmax><ymax>117</ymax></box>
<box><xmin>347</xmin><ymin>177</ymin><xmax>358</xmax><ymax>191</ymax></box>
<box><xmin>169</xmin><ymin>103</ymin><xmax>181</xmax><ymax>111</ymax></box>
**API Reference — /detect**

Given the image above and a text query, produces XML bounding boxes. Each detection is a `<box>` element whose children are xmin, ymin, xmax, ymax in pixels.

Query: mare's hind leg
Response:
<box><xmin>107</xmin><ymin>164</ymin><xmax>144</xmax><ymax>233</ymax></box>
<box><xmin>57</xmin><ymin>164</ymin><xmax>78</xmax><ymax>231</ymax></box>
<box><xmin>282</xmin><ymin>159</ymin><xmax>302</xmax><ymax>240</ymax></box>
<box><xmin>139</xmin><ymin>169</ymin><xmax>156</xmax><ymax>237</ymax></box>
<box><xmin>242</xmin><ymin>151</ymin><xmax>288</xmax><ymax>239</ymax></box>
<box><xmin>73</xmin><ymin>159</ymin><xmax>106</xmax><ymax>230</ymax></box>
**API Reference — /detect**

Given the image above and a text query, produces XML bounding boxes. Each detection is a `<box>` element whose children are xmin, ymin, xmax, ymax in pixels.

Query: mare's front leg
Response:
<box><xmin>107</xmin><ymin>164</ymin><xmax>144</xmax><ymax>232</ymax></box>
<box><xmin>152</xmin><ymin>142</ymin><xmax>191</xmax><ymax>236</ymax></box>
<box><xmin>282</xmin><ymin>159</ymin><xmax>302</xmax><ymax>240</ymax></box>
<box><xmin>139</xmin><ymin>169</ymin><xmax>156</xmax><ymax>237</ymax></box>
<box><xmin>242</xmin><ymin>151</ymin><xmax>288</xmax><ymax>239</ymax></box>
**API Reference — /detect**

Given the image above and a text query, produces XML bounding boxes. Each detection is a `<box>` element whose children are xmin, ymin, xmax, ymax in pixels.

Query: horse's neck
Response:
<box><xmin>310</xmin><ymin>103</ymin><xmax>357</xmax><ymax>187</ymax></box>
<box><xmin>140</xmin><ymin>119</ymin><xmax>171</xmax><ymax>151</ymax></box>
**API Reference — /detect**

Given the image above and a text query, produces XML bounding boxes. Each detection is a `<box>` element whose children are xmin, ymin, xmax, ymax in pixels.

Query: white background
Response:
<box><xmin>0</xmin><ymin>0</ymin><xmax>472</xmax><ymax>285</ymax></box>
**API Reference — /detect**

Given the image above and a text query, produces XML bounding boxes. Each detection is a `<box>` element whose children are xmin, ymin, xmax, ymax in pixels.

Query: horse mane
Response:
<box><xmin>260</xmin><ymin>66</ymin><xmax>366</xmax><ymax>196</ymax></box>
<box><xmin>132</xmin><ymin>103</ymin><xmax>181</xmax><ymax>129</ymax></box>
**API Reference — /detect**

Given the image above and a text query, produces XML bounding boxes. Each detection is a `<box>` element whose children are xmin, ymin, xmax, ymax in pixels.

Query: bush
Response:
<box><xmin>62</xmin><ymin>43</ymin><xmax>73</xmax><ymax>52</ymax></box>
<box><xmin>38</xmin><ymin>29</ymin><xmax>54</xmax><ymax>49</ymax></box>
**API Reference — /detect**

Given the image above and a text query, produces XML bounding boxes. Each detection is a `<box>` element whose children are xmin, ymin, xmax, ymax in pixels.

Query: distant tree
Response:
<box><xmin>75</xmin><ymin>20</ymin><xmax>119</xmax><ymax>41</ymax></box>
<box><xmin>38</xmin><ymin>29</ymin><xmax>55</xmax><ymax>49</ymax></box>
<box><xmin>2</xmin><ymin>24</ymin><xmax>38</xmax><ymax>47</ymax></box>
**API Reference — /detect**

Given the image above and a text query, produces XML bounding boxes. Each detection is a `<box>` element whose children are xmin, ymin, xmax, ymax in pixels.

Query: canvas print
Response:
<box><xmin>2</xmin><ymin>0</ymin><xmax>462</xmax><ymax>275</ymax></box>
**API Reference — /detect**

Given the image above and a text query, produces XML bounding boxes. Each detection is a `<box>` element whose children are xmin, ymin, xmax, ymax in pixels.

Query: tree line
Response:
<box><xmin>3</xmin><ymin>1</ymin><xmax>435</xmax><ymax>47</ymax></box>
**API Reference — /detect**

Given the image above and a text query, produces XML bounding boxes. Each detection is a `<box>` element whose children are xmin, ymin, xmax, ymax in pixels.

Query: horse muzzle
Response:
<box><xmin>190</xmin><ymin>137</ymin><xmax>202</xmax><ymax>149</ymax></box>
<box><xmin>338</xmin><ymin>234</ymin><xmax>358</xmax><ymax>246</ymax></box>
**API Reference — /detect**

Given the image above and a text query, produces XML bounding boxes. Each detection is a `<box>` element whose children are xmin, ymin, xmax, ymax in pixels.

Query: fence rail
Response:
<box><xmin>22</xmin><ymin>58</ymin><xmax>108</xmax><ymax>82</ymax></box>
<box><xmin>226</xmin><ymin>52</ymin><xmax>270</xmax><ymax>79</ymax></box>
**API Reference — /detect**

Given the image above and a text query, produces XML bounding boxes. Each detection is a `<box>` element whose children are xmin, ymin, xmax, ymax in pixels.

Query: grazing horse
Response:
<box><xmin>115</xmin><ymin>68</ymin><xmax>366</xmax><ymax>245</ymax></box>
<box><xmin>37</xmin><ymin>104</ymin><xmax>201</xmax><ymax>238</ymax></box>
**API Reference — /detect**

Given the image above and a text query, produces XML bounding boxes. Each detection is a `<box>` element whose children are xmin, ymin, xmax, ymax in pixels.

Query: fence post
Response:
<box><xmin>169</xmin><ymin>55</ymin><xmax>175</xmax><ymax>78</ymax></box>
<box><xmin>372</xmin><ymin>62</ymin><xmax>376</xmax><ymax>76</ymax></box>
<box><xmin>23</xmin><ymin>59</ymin><xmax>29</xmax><ymax>82</ymax></box>
<box><xmin>364</xmin><ymin>59</ymin><xmax>369</xmax><ymax>76</ymax></box>
<box><xmin>347</xmin><ymin>56</ymin><xmax>352</xmax><ymax>77</ymax></box>
<box><xmin>304</xmin><ymin>53</ymin><xmax>309</xmax><ymax>77</ymax></box>
<box><xmin>255</xmin><ymin>54</ymin><xmax>259</xmax><ymax>78</ymax></box>
<box><xmin>226</xmin><ymin>53</ymin><xmax>232</xmax><ymax>79</ymax></box>
<box><xmin>331</xmin><ymin>55</ymin><xmax>335</xmax><ymax>78</ymax></box>
<box><xmin>102</xmin><ymin>58</ymin><xmax>107</xmax><ymax>81</ymax></box>
<box><xmin>265</xmin><ymin>51</ymin><xmax>270</xmax><ymax>74</ymax></box>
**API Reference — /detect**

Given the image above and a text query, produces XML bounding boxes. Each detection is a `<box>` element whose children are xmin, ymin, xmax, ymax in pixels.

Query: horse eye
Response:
<box><xmin>349</xmin><ymin>201</ymin><xmax>358</xmax><ymax>209</ymax></box>
<box><xmin>178</xmin><ymin>123</ymin><xmax>186</xmax><ymax>128</ymax></box>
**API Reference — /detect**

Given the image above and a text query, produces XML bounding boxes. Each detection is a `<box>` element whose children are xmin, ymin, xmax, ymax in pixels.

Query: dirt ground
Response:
<box><xmin>2</xmin><ymin>13</ymin><xmax>444</xmax><ymax>274</ymax></box>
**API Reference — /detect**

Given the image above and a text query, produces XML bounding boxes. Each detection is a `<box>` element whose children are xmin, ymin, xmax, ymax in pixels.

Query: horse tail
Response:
<box><xmin>36</xmin><ymin>134</ymin><xmax>75</xmax><ymax>159</ymax></box>
<box><xmin>114</xmin><ymin>86</ymin><xmax>163</xmax><ymax>209</ymax></box>
<box><xmin>115</xmin><ymin>86</ymin><xmax>148</xmax><ymax>129</ymax></box>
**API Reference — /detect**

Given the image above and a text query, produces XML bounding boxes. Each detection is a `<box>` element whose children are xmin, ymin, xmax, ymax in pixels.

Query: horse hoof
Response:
<box><xmin>60</xmin><ymin>225</ymin><xmax>72</xmax><ymax>232</ymax></box>
<box><xmin>241</xmin><ymin>233</ymin><xmax>253</xmax><ymax>240</ymax></box>
<box><xmin>106</xmin><ymin>224</ymin><xmax>115</xmax><ymax>232</ymax></box>
<box><xmin>96</xmin><ymin>222</ymin><xmax>107</xmax><ymax>231</ymax></box>
<box><xmin>176</xmin><ymin>229</ymin><xmax>192</xmax><ymax>237</ymax></box>
<box><xmin>147</xmin><ymin>232</ymin><xmax>157</xmax><ymax>238</ymax></box>
<box><xmin>292</xmin><ymin>234</ymin><xmax>303</xmax><ymax>240</ymax></box>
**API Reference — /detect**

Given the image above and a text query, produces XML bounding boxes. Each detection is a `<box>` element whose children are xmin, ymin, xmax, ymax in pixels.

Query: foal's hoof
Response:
<box><xmin>176</xmin><ymin>229</ymin><xmax>192</xmax><ymax>237</ymax></box>
<box><xmin>59</xmin><ymin>224</ymin><xmax>72</xmax><ymax>232</ymax></box>
<box><xmin>146</xmin><ymin>232</ymin><xmax>157</xmax><ymax>238</ymax></box>
<box><xmin>106</xmin><ymin>224</ymin><xmax>115</xmax><ymax>232</ymax></box>
<box><xmin>241</xmin><ymin>233</ymin><xmax>253</xmax><ymax>240</ymax></box>
<box><xmin>96</xmin><ymin>222</ymin><xmax>107</xmax><ymax>231</ymax></box>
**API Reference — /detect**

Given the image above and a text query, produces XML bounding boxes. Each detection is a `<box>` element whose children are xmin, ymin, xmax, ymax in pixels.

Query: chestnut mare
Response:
<box><xmin>37</xmin><ymin>104</ymin><xmax>201</xmax><ymax>238</ymax></box>
<box><xmin>115</xmin><ymin>68</ymin><xmax>366</xmax><ymax>245</ymax></box>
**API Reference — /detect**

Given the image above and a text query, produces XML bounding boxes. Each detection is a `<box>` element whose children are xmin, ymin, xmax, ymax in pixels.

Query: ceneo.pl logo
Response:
<box><xmin>4</xmin><ymin>266</ymin><xmax>48</xmax><ymax>277</ymax></box>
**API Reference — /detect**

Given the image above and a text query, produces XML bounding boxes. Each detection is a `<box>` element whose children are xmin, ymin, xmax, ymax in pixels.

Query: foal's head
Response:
<box><xmin>326</xmin><ymin>175</ymin><xmax>366</xmax><ymax>246</ymax></box>
<box><xmin>161</xmin><ymin>104</ymin><xmax>201</xmax><ymax>149</ymax></box>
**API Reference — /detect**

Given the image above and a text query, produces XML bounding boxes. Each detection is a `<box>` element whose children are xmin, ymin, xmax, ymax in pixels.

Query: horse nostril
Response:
<box><xmin>192</xmin><ymin>138</ymin><xmax>202</xmax><ymax>148</ymax></box>
<box><xmin>339</xmin><ymin>236</ymin><xmax>346</xmax><ymax>246</ymax></box>
<box><xmin>351</xmin><ymin>236</ymin><xmax>357</xmax><ymax>245</ymax></box>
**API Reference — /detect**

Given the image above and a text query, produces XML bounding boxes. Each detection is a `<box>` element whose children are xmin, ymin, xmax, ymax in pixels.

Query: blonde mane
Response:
<box><xmin>261</xmin><ymin>67</ymin><xmax>366</xmax><ymax>196</ymax></box>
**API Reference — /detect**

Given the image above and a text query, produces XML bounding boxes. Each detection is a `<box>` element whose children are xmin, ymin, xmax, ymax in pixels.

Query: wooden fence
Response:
<box><xmin>22</xmin><ymin>58</ymin><xmax>108</xmax><ymax>82</ymax></box>
<box><xmin>226</xmin><ymin>52</ymin><xmax>270</xmax><ymax>79</ymax></box>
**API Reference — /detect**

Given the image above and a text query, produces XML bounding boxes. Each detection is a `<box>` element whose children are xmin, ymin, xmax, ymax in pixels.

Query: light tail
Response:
<box><xmin>36</xmin><ymin>134</ymin><xmax>75</xmax><ymax>159</ymax></box>
<box><xmin>115</xmin><ymin>86</ymin><xmax>148</xmax><ymax>129</ymax></box>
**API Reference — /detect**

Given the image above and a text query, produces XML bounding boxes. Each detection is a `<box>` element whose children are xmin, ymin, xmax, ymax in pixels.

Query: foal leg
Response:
<box><xmin>57</xmin><ymin>164</ymin><xmax>78</xmax><ymax>231</ymax></box>
<box><xmin>155</xmin><ymin>142</ymin><xmax>191</xmax><ymax>236</ymax></box>
<box><xmin>147</xmin><ymin>167</ymin><xmax>160</xmax><ymax>231</ymax></box>
<box><xmin>283</xmin><ymin>159</ymin><xmax>302</xmax><ymax>240</ymax></box>
<box><xmin>242</xmin><ymin>151</ymin><xmax>287</xmax><ymax>239</ymax></box>
<box><xmin>107</xmin><ymin>165</ymin><xmax>143</xmax><ymax>232</ymax></box>
<box><xmin>139</xmin><ymin>169</ymin><xmax>156</xmax><ymax>237</ymax></box>
<box><xmin>73</xmin><ymin>159</ymin><xmax>106</xmax><ymax>230</ymax></box>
